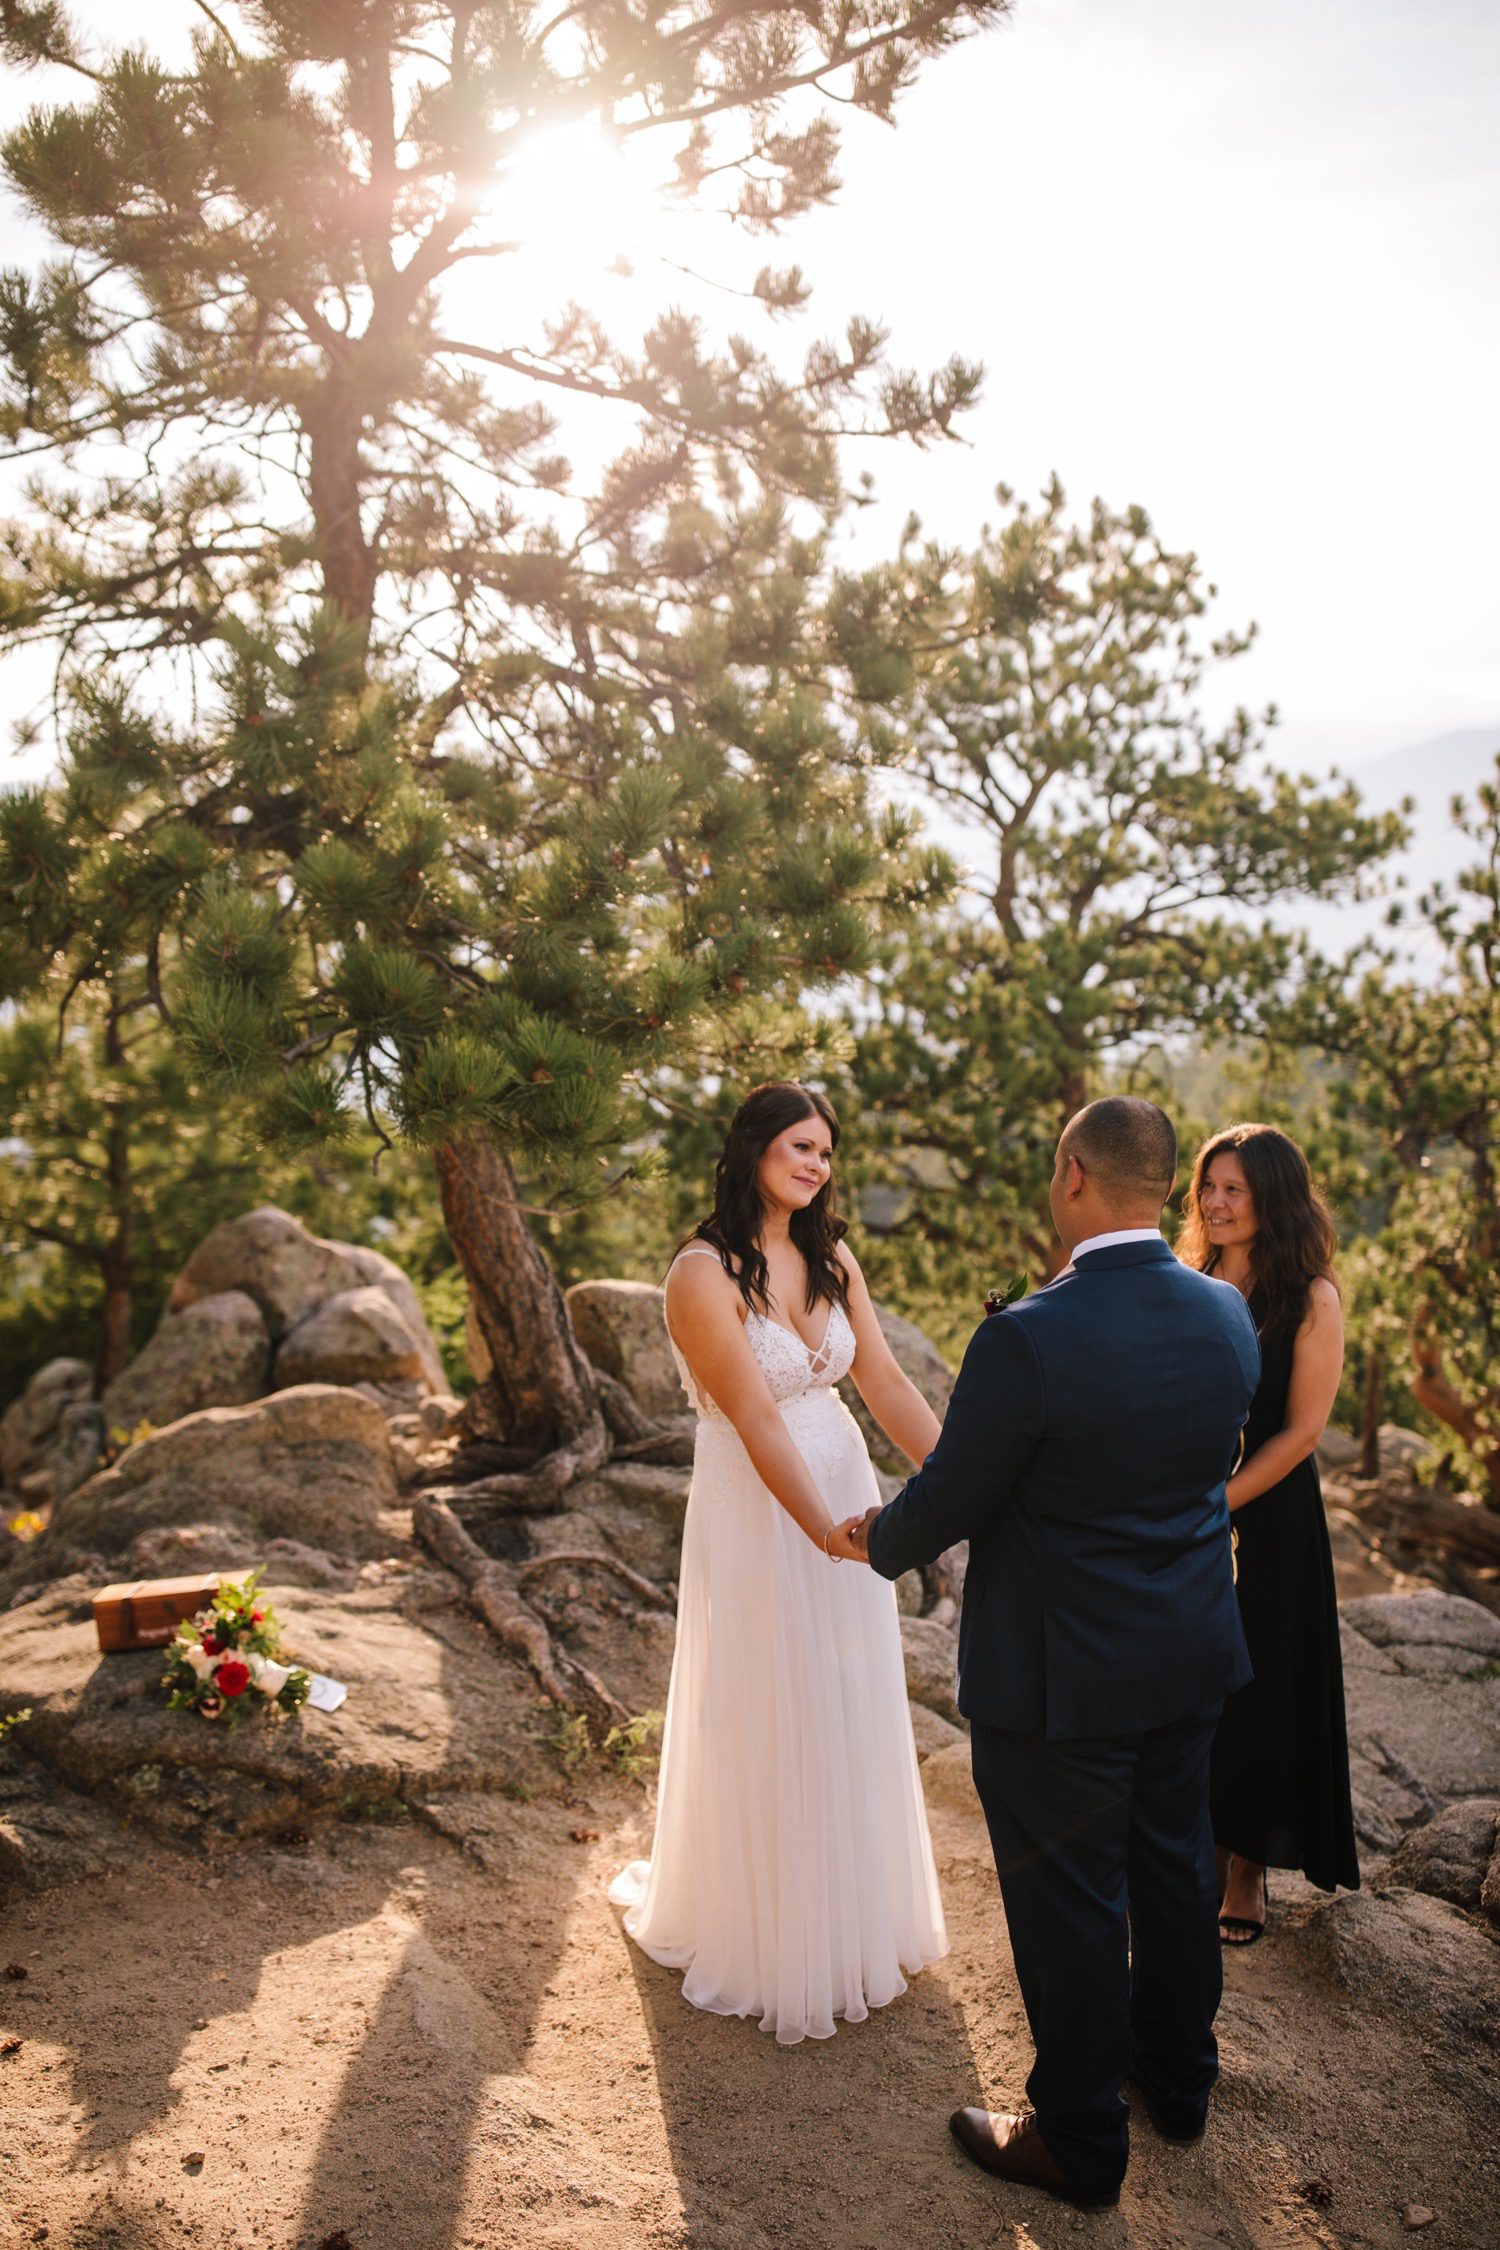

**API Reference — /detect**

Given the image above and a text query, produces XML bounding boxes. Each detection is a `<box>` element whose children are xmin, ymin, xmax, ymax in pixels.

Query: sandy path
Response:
<box><xmin>1</xmin><ymin>1773</ymin><xmax>1496</xmax><ymax>2250</ymax></box>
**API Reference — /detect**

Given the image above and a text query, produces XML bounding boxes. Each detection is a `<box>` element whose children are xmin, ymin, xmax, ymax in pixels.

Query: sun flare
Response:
<box><xmin>498</xmin><ymin>119</ymin><xmax>674</xmax><ymax>286</ymax></box>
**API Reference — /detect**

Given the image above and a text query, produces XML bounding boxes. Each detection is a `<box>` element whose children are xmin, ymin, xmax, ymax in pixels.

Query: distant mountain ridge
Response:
<box><xmin>1286</xmin><ymin>727</ymin><xmax>1499</xmax><ymax>966</ymax></box>
<box><xmin>1345</xmin><ymin>724</ymin><xmax>1497</xmax><ymax>833</ymax></box>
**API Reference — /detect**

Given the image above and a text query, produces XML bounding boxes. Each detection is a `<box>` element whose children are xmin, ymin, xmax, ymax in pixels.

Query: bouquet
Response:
<box><xmin>163</xmin><ymin>1571</ymin><xmax>311</xmax><ymax>1727</ymax></box>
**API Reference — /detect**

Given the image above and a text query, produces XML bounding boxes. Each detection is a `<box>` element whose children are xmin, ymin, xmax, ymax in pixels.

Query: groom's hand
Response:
<box><xmin>849</xmin><ymin>1504</ymin><xmax>882</xmax><ymax>1557</ymax></box>
<box><xmin>824</xmin><ymin>1515</ymin><xmax>873</xmax><ymax>1563</ymax></box>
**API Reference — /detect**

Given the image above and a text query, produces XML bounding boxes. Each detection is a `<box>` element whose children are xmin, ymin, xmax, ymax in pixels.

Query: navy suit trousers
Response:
<box><xmin>969</xmin><ymin>1708</ymin><xmax>1225</xmax><ymax>2198</ymax></box>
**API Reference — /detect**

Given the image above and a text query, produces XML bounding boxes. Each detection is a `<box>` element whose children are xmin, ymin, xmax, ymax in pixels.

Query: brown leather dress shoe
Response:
<box><xmin>948</xmin><ymin>2107</ymin><xmax>1120</xmax><ymax>2209</ymax></box>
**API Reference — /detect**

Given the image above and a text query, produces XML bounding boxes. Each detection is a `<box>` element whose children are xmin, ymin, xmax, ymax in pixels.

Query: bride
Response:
<box><xmin>609</xmin><ymin>1081</ymin><xmax>949</xmax><ymax>2044</ymax></box>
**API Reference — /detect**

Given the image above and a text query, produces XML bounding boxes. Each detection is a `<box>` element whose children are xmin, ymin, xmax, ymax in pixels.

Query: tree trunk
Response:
<box><xmin>432</xmin><ymin>1127</ymin><xmax>608</xmax><ymax>1492</ymax></box>
<box><xmin>1411</xmin><ymin>1360</ymin><xmax>1500</xmax><ymax>1507</ymax></box>
<box><xmin>305</xmin><ymin>368</ymin><xmax>609</xmax><ymax>1506</ymax></box>
<box><xmin>1359</xmin><ymin>1346</ymin><xmax>1382</xmax><ymax>1481</ymax></box>
<box><xmin>306</xmin><ymin>387</ymin><xmax>378</xmax><ymax>633</ymax></box>
<box><xmin>97</xmin><ymin>1249</ymin><xmax>132</xmax><ymax>1394</ymax></box>
<box><xmin>96</xmin><ymin>1007</ymin><xmax>132</xmax><ymax>1391</ymax></box>
<box><xmin>1411</xmin><ymin>1308</ymin><xmax>1500</xmax><ymax>1508</ymax></box>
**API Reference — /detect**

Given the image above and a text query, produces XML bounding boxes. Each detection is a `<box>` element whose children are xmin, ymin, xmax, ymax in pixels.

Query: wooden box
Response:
<box><xmin>92</xmin><ymin>1575</ymin><xmax>220</xmax><ymax>1654</ymax></box>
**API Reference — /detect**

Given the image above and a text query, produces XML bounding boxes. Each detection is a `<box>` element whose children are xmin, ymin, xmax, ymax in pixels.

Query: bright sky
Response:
<box><xmin>2</xmin><ymin>0</ymin><xmax>1496</xmax><ymax>783</ymax></box>
<box><xmin>814</xmin><ymin>0</ymin><xmax>1500</xmax><ymax>774</ymax></box>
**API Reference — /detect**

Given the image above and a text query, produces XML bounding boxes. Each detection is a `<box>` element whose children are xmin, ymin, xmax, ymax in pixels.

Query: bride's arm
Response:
<box><xmin>664</xmin><ymin>1256</ymin><xmax>842</xmax><ymax>1553</ymax></box>
<box><xmin>836</xmin><ymin>1246</ymin><xmax>943</xmax><ymax>1472</ymax></box>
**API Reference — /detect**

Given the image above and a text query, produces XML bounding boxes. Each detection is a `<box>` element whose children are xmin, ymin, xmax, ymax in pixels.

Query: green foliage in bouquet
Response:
<box><xmin>163</xmin><ymin>1572</ymin><xmax>310</xmax><ymax>1729</ymax></box>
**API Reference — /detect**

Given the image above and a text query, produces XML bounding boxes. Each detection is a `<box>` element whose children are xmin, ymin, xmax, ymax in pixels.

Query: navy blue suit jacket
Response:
<box><xmin>867</xmin><ymin>1239</ymin><xmax>1260</xmax><ymax>1739</ymax></box>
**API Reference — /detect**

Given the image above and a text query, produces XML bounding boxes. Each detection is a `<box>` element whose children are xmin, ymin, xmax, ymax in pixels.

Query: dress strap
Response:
<box><xmin>673</xmin><ymin>1243</ymin><xmax>727</xmax><ymax>1264</ymax></box>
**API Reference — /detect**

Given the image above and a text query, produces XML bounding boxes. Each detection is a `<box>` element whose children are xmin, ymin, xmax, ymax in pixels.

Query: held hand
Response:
<box><xmin>822</xmin><ymin>1516</ymin><xmax>873</xmax><ymax>1564</ymax></box>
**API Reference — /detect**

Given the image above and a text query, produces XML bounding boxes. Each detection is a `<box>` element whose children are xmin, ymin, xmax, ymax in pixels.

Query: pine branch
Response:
<box><xmin>16</xmin><ymin>1215</ymin><xmax>102</xmax><ymax>1261</ymax></box>
<box><xmin>187</xmin><ymin>0</ymin><xmax>239</xmax><ymax>54</ymax></box>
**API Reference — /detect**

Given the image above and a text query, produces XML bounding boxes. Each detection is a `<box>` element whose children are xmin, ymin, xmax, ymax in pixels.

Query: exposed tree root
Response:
<box><xmin>420</xmin><ymin>1414</ymin><xmax>612</xmax><ymax>1512</ymax></box>
<box><xmin>607</xmin><ymin>1430</ymin><xmax>696</xmax><ymax>1465</ymax></box>
<box><xmin>516</xmin><ymin>1551</ymin><xmax>675</xmax><ymax>1610</ymax></box>
<box><xmin>435</xmin><ymin>1439</ymin><xmax>542</xmax><ymax>1484</ymax></box>
<box><xmin>420</xmin><ymin>1363</ymin><xmax>693</xmax><ymax>1506</ymax></box>
<box><xmin>592</xmin><ymin>1368</ymin><xmax>696</xmax><ymax>1465</ymax></box>
<box><xmin>412</xmin><ymin>1493</ymin><xmax>627</xmax><ymax>1736</ymax></box>
<box><xmin>1380</xmin><ymin>1484</ymin><xmax>1500</xmax><ymax>1567</ymax></box>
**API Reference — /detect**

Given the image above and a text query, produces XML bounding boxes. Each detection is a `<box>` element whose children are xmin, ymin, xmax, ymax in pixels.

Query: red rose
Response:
<box><xmin>215</xmin><ymin>1658</ymin><xmax>251</xmax><ymax>1698</ymax></box>
<box><xmin>201</xmin><ymin>1634</ymin><xmax>221</xmax><ymax>1655</ymax></box>
<box><xmin>251</xmin><ymin>1610</ymin><xmax>264</xmax><ymax>1622</ymax></box>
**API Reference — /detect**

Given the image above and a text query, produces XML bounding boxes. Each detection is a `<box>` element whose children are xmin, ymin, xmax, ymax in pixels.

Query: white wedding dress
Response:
<box><xmin>609</xmin><ymin>1251</ymin><xmax>948</xmax><ymax>2044</ymax></box>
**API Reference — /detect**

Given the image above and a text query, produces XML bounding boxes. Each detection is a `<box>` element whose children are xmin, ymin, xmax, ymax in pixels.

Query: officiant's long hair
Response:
<box><xmin>1178</xmin><ymin>1122</ymin><xmax>1338</xmax><ymax>1339</ymax></box>
<box><xmin>684</xmin><ymin>1082</ymin><xmax>850</xmax><ymax>1316</ymax></box>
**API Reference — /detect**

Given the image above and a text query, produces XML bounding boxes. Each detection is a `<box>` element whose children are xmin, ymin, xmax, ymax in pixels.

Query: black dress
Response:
<box><xmin>1209</xmin><ymin>1298</ymin><xmax>1361</xmax><ymax>1890</ymax></box>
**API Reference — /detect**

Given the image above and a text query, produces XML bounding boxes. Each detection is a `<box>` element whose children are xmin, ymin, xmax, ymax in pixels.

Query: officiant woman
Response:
<box><xmin>1178</xmin><ymin>1123</ymin><xmax>1360</xmax><ymax>1941</ymax></box>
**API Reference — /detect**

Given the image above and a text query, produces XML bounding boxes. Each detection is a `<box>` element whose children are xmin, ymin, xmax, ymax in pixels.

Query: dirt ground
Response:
<box><xmin>3</xmin><ymin>1761</ymin><xmax>1498</xmax><ymax>2250</ymax></box>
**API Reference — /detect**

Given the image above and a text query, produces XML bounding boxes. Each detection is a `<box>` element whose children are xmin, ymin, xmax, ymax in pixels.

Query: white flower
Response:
<box><xmin>248</xmin><ymin>1653</ymin><xmax>291</xmax><ymax>1699</ymax></box>
<box><xmin>182</xmin><ymin>1644</ymin><xmax>217</xmax><ymax>1681</ymax></box>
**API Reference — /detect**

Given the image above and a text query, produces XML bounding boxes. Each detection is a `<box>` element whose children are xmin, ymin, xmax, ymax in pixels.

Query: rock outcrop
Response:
<box><xmin>1</xmin><ymin>1358</ymin><xmax>93</xmax><ymax>1501</ymax></box>
<box><xmin>274</xmin><ymin>1283</ymin><xmax>430</xmax><ymax>1406</ymax></box>
<box><xmin>49</xmin><ymin>1399</ymin><xmax>108</xmax><ymax>1502</ymax></box>
<box><xmin>0</xmin><ymin>1564</ymin><xmax>547</xmax><ymax>1855</ymax></box>
<box><xmin>899</xmin><ymin>1613</ymin><xmax>963</xmax><ymax>1728</ymax></box>
<box><xmin>1377</xmin><ymin>1797</ymin><xmax>1500</xmax><ymax>1921</ymax></box>
<box><xmin>0</xmin><ymin>1743</ymin><xmax>135</xmax><ymax>1892</ymax></box>
<box><xmin>1292</xmin><ymin>1885</ymin><xmax>1500</xmax><ymax>2058</ymax></box>
<box><xmin>169</xmin><ymin>1205</ymin><xmax>447</xmax><ymax>1395</ymax></box>
<box><xmin>2</xmin><ymin>1210</ymin><xmax>454</xmax><ymax>1528</ymax></box>
<box><xmin>45</xmin><ymin>1385</ymin><xmax>402</xmax><ymax>1562</ymax></box>
<box><xmin>565</xmin><ymin>1279</ymin><xmax>685</xmax><ymax>1422</ymax></box>
<box><xmin>1339</xmin><ymin>1591</ymin><xmax>1500</xmax><ymax>1854</ymax></box>
<box><xmin>101</xmin><ymin>1289</ymin><xmax>271</xmax><ymax>1435</ymax></box>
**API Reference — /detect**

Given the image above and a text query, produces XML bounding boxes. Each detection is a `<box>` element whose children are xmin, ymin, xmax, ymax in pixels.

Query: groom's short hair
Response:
<box><xmin>1062</xmin><ymin>1097</ymin><xmax>1177</xmax><ymax>1203</ymax></box>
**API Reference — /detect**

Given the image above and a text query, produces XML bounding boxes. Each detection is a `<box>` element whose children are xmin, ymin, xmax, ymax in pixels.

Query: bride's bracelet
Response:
<box><xmin>821</xmin><ymin>1525</ymin><xmax>841</xmax><ymax>1561</ymax></box>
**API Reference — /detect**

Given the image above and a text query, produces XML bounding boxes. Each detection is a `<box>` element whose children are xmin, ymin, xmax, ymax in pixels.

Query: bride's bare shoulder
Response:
<box><xmin>666</xmin><ymin>1242</ymin><xmax>742</xmax><ymax>1305</ymax></box>
<box><xmin>833</xmin><ymin>1238</ymin><xmax>870</xmax><ymax>1299</ymax></box>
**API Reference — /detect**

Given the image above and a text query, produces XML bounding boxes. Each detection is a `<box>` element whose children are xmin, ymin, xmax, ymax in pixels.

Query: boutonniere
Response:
<box><xmin>984</xmin><ymin>1276</ymin><xmax>1028</xmax><ymax>1317</ymax></box>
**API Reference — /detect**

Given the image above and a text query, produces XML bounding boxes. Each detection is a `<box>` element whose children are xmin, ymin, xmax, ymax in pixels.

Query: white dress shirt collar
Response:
<box><xmin>1070</xmin><ymin>1227</ymin><xmax>1165</xmax><ymax>1262</ymax></box>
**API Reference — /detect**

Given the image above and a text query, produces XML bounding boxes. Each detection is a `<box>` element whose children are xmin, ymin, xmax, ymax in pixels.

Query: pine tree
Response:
<box><xmin>0</xmin><ymin>1</ymin><xmax>991</xmax><ymax>1491</ymax></box>
<box><xmin>1291</xmin><ymin>761</ymin><xmax>1500</xmax><ymax>1504</ymax></box>
<box><xmin>819</xmin><ymin>481</ymin><xmax>1406</xmax><ymax>1308</ymax></box>
<box><xmin>0</xmin><ymin>675</ymin><xmax>406</xmax><ymax>1397</ymax></box>
<box><xmin>0</xmin><ymin>986</ymin><xmax>250</xmax><ymax>1392</ymax></box>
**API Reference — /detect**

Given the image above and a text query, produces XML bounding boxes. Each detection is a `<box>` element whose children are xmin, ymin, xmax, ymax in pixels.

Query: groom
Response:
<box><xmin>851</xmin><ymin>1097</ymin><xmax>1259</xmax><ymax>2209</ymax></box>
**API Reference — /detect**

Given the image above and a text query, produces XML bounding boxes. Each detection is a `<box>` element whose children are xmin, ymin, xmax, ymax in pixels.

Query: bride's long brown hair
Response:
<box><xmin>1178</xmin><ymin>1121</ymin><xmax>1338</xmax><ymax>1337</ymax></box>
<box><xmin>679</xmin><ymin>1082</ymin><xmax>850</xmax><ymax>1316</ymax></box>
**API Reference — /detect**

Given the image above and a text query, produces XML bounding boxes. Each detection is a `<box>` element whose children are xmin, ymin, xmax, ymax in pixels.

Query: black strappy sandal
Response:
<box><xmin>1219</xmin><ymin>1866</ymin><xmax>1268</xmax><ymax>1946</ymax></box>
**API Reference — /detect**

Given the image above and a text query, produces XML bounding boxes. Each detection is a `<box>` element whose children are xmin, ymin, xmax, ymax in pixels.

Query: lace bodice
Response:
<box><xmin>667</xmin><ymin>1249</ymin><xmax>857</xmax><ymax>1419</ymax></box>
